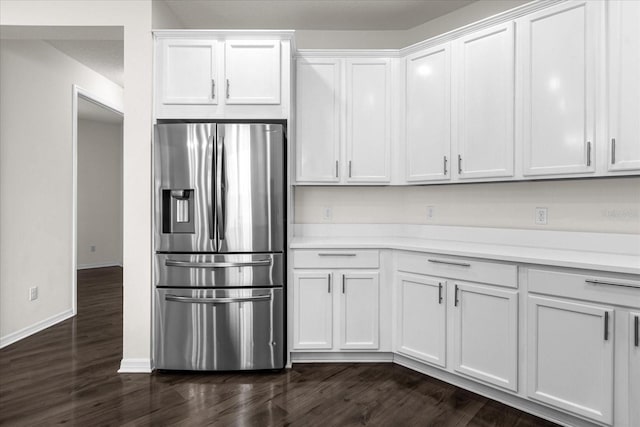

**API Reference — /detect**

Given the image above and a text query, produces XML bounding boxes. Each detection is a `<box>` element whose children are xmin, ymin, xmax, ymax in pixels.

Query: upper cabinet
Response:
<box><xmin>154</xmin><ymin>32</ymin><xmax>292</xmax><ymax>119</ymax></box>
<box><xmin>224</xmin><ymin>40</ymin><xmax>281</xmax><ymax>105</ymax></box>
<box><xmin>518</xmin><ymin>1</ymin><xmax>600</xmax><ymax>177</ymax></box>
<box><xmin>405</xmin><ymin>44</ymin><xmax>451</xmax><ymax>183</ymax></box>
<box><xmin>607</xmin><ymin>0</ymin><xmax>640</xmax><ymax>172</ymax></box>
<box><xmin>454</xmin><ymin>23</ymin><xmax>515</xmax><ymax>180</ymax></box>
<box><xmin>295</xmin><ymin>55</ymin><xmax>392</xmax><ymax>184</ymax></box>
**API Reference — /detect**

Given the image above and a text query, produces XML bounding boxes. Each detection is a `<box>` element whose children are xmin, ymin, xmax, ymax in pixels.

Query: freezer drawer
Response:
<box><xmin>155</xmin><ymin>253</ymin><xmax>283</xmax><ymax>288</ymax></box>
<box><xmin>155</xmin><ymin>287</ymin><xmax>284</xmax><ymax>371</ymax></box>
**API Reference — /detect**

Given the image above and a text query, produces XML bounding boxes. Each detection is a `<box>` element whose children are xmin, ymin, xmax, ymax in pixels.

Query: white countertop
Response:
<box><xmin>290</xmin><ymin>225</ymin><xmax>640</xmax><ymax>276</ymax></box>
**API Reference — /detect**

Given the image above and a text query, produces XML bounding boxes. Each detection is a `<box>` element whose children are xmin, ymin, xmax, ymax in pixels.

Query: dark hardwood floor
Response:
<box><xmin>0</xmin><ymin>267</ymin><xmax>558</xmax><ymax>426</ymax></box>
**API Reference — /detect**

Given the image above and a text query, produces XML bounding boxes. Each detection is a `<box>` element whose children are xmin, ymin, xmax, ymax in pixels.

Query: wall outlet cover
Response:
<box><xmin>535</xmin><ymin>207</ymin><xmax>548</xmax><ymax>225</ymax></box>
<box><xmin>29</xmin><ymin>286</ymin><xmax>38</xmax><ymax>301</ymax></box>
<box><xmin>322</xmin><ymin>206</ymin><xmax>333</xmax><ymax>222</ymax></box>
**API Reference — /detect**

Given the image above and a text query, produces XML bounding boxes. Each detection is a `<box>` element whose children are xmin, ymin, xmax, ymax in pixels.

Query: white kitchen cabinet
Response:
<box><xmin>607</xmin><ymin>0</ymin><xmax>640</xmax><ymax>172</ymax></box>
<box><xmin>295</xmin><ymin>56</ymin><xmax>392</xmax><ymax>184</ymax></box>
<box><xmin>527</xmin><ymin>295</ymin><xmax>614</xmax><ymax>424</ymax></box>
<box><xmin>339</xmin><ymin>272</ymin><xmax>380</xmax><ymax>349</ymax></box>
<box><xmin>157</xmin><ymin>39</ymin><xmax>219</xmax><ymax>107</ymax></box>
<box><xmin>292</xmin><ymin>271</ymin><xmax>333</xmax><ymax>349</ymax></box>
<box><xmin>519</xmin><ymin>1</ymin><xmax>600</xmax><ymax>176</ymax></box>
<box><xmin>405</xmin><ymin>44</ymin><xmax>451</xmax><ymax>183</ymax></box>
<box><xmin>396</xmin><ymin>273</ymin><xmax>446</xmax><ymax>367</ymax></box>
<box><xmin>452</xmin><ymin>281</ymin><xmax>518</xmax><ymax>391</ymax></box>
<box><xmin>345</xmin><ymin>59</ymin><xmax>391</xmax><ymax>183</ymax></box>
<box><xmin>224</xmin><ymin>40</ymin><xmax>281</xmax><ymax>105</ymax></box>
<box><xmin>295</xmin><ymin>58</ymin><xmax>341</xmax><ymax>183</ymax></box>
<box><xmin>629</xmin><ymin>311</ymin><xmax>640</xmax><ymax>426</ymax></box>
<box><xmin>454</xmin><ymin>22</ymin><xmax>515</xmax><ymax>180</ymax></box>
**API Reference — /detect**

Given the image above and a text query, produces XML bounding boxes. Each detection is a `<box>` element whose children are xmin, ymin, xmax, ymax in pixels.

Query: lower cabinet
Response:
<box><xmin>452</xmin><ymin>282</ymin><xmax>518</xmax><ymax>391</ymax></box>
<box><xmin>396</xmin><ymin>273</ymin><xmax>446</xmax><ymax>366</ymax></box>
<box><xmin>527</xmin><ymin>295</ymin><xmax>614</xmax><ymax>424</ymax></box>
<box><xmin>293</xmin><ymin>269</ymin><xmax>380</xmax><ymax>351</ymax></box>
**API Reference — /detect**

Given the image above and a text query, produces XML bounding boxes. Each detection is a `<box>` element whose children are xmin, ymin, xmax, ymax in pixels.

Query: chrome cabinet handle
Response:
<box><xmin>318</xmin><ymin>253</ymin><xmax>357</xmax><ymax>257</ymax></box>
<box><xmin>611</xmin><ymin>138</ymin><xmax>616</xmax><ymax>165</ymax></box>
<box><xmin>585</xmin><ymin>279</ymin><xmax>639</xmax><ymax>289</ymax></box>
<box><xmin>604</xmin><ymin>311</ymin><xmax>610</xmax><ymax>341</ymax></box>
<box><xmin>165</xmin><ymin>259</ymin><xmax>272</xmax><ymax>268</ymax></box>
<box><xmin>438</xmin><ymin>282</ymin><xmax>443</xmax><ymax>304</ymax></box>
<box><xmin>428</xmin><ymin>259</ymin><xmax>471</xmax><ymax>268</ymax></box>
<box><xmin>458</xmin><ymin>155</ymin><xmax>462</xmax><ymax>174</ymax></box>
<box><xmin>348</xmin><ymin>161</ymin><xmax>352</xmax><ymax>178</ymax></box>
<box><xmin>454</xmin><ymin>284</ymin><xmax>459</xmax><ymax>307</ymax></box>
<box><xmin>211</xmin><ymin>79</ymin><xmax>215</xmax><ymax>99</ymax></box>
<box><xmin>166</xmin><ymin>294</ymin><xmax>271</xmax><ymax>304</ymax></box>
<box><xmin>587</xmin><ymin>141</ymin><xmax>592</xmax><ymax>166</ymax></box>
<box><xmin>328</xmin><ymin>273</ymin><xmax>331</xmax><ymax>293</ymax></box>
<box><xmin>335</xmin><ymin>160</ymin><xmax>339</xmax><ymax>178</ymax></box>
<box><xmin>635</xmin><ymin>316</ymin><xmax>639</xmax><ymax>347</ymax></box>
<box><xmin>342</xmin><ymin>275</ymin><xmax>346</xmax><ymax>293</ymax></box>
<box><xmin>443</xmin><ymin>156</ymin><xmax>448</xmax><ymax>175</ymax></box>
<box><xmin>226</xmin><ymin>79</ymin><xmax>230</xmax><ymax>99</ymax></box>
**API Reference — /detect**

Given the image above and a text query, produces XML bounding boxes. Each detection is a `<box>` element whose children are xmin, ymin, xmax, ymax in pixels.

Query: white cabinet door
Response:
<box><xmin>224</xmin><ymin>40</ymin><xmax>280</xmax><ymax>104</ymax></box>
<box><xmin>293</xmin><ymin>271</ymin><xmax>333</xmax><ymax>349</ymax></box>
<box><xmin>608</xmin><ymin>0</ymin><xmax>640</xmax><ymax>172</ymax></box>
<box><xmin>454</xmin><ymin>23</ymin><xmax>514</xmax><ymax>179</ymax></box>
<box><xmin>629</xmin><ymin>311</ymin><xmax>640</xmax><ymax>426</ymax></box>
<box><xmin>396</xmin><ymin>273</ymin><xmax>446</xmax><ymax>367</ymax></box>
<box><xmin>452</xmin><ymin>282</ymin><xmax>518</xmax><ymax>391</ymax></box>
<box><xmin>295</xmin><ymin>58</ymin><xmax>342</xmax><ymax>183</ymax></box>
<box><xmin>405</xmin><ymin>45</ymin><xmax>451</xmax><ymax>183</ymax></box>
<box><xmin>339</xmin><ymin>271</ymin><xmax>379</xmax><ymax>349</ymax></box>
<box><xmin>527</xmin><ymin>295</ymin><xmax>613</xmax><ymax>424</ymax></box>
<box><xmin>346</xmin><ymin>59</ymin><xmax>391</xmax><ymax>183</ymax></box>
<box><xmin>159</xmin><ymin>39</ymin><xmax>218</xmax><ymax>105</ymax></box>
<box><xmin>520</xmin><ymin>1</ymin><xmax>599</xmax><ymax>176</ymax></box>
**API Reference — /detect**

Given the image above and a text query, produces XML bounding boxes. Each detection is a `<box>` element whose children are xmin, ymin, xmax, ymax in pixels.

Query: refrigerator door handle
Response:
<box><xmin>165</xmin><ymin>295</ymin><xmax>272</xmax><ymax>304</ymax></box>
<box><xmin>208</xmin><ymin>134</ymin><xmax>215</xmax><ymax>241</ymax></box>
<box><xmin>216</xmin><ymin>135</ymin><xmax>226</xmax><ymax>241</ymax></box>
<box><xmin>165</xmin><ymin>259</ymin><xmax>272</xmax><ymax>268</ymax></box>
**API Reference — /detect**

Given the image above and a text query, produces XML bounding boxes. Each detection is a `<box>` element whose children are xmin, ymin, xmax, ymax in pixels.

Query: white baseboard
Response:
<box><xmin>118</xmin><ymin>358</ymin><xmax>153</xmax><ymax>373</ymax></box>
<box><xmin>77</xmin><ymin>262</ymin><xmax>122</xmax><ymax>270</ymax></box>
<box><xmin>0</xmin><ymin>309</ymin><xmax>75</xmax><ymax>349</ymax></box>
<box><xmin>291</xmin><ymin>351</ymin><xmax>394</xmax><ymax>363</ymax></box>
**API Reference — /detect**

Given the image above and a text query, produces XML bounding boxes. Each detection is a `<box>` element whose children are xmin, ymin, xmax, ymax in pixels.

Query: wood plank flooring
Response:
<box><xmin>0</xmin><ymin>267</ymin><xmax>558</xmax><ymax>426</ymax></box>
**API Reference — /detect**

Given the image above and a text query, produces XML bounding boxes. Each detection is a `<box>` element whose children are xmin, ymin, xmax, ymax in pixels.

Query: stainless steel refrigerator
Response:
<box><xmin>153</xmin><ymin>123</ymin><xmax>285</xmax><ymax>371</ymax></box>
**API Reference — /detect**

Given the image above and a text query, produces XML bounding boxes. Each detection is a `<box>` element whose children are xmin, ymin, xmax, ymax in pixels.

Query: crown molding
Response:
<box><xmin>296</xmin><ymin>49</ymin><xmax>401</xmax><ymax>59</ymax></box>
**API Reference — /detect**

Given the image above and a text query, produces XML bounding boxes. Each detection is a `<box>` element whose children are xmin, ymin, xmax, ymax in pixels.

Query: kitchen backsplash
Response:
<box><xmin>294</xmin><ymin>177</ymin><xmax>640</xmax><ymax>234</ymax></box>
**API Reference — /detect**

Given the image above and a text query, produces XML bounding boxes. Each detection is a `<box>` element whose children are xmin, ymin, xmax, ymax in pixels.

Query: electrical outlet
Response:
<box><xmin>535</xmin><ymin>207</ymin><xmax>548</xmax><ymax>225</ymax></box>
<box><xmin>322</xmin><ymin>206</ymin><xmax>333</xmax><ymax>222</ymax></box>
<box><xmin>29</xmin><ymin>286</ymin><xmax>38</xmax><ymax>301</ymax></box>
<box><xmin>426</xmin><ymin>206</ymin><xmax>435</xmax><ymax>221</ymax></box>
<box><xmin>90</xmin><ymin>245</ymin><xmax>96</xmax><ymax>252</ymax></box>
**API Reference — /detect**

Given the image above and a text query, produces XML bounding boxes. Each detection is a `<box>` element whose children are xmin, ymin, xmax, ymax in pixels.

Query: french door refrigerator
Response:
<box><xmin>154</xmin><ymin>123</ymin><xmax>285</xmax><ymax>371</ymax></box>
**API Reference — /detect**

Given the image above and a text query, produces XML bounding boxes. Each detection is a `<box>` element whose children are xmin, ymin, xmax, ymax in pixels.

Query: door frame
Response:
<box><xmin>71</xmin><ymin>84</ymin><xmax>124</xmax><ymax>315</ymax></box>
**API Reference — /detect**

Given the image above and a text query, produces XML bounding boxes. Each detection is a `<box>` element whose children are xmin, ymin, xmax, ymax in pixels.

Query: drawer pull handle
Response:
<box><xmin>604</xmin><ymin>311</ymin><xmax>610</xmax><ymax>341</ymax></box>
<box><xmin>318</xmin><ymin>253</ymin><xmax>357</xmax><ymax>257</ymax></box>
<box><xmin>438</xmin><ymin>282</ymin><xmax>443</xmax><ymax>304</ymax></box>
<box><xmin>165</xmin><ymin>259</ymin><xmax>271</xmax><ymax>268</ymax></box>
<box><xmin>454</xmin><ymin>284</ymin><xmax>459</xmax><ymax>307</ymax></box>
<box><xmin>428</xmin><ymin>259</ymin><xmax>471</xmax><ymax>268</ymax></box>
<box><xmin>585</xmin><ymin>279</ymin><xmax>639</xmax><ymax>289</ymax></box>
<box><xmin>635</xmin><ymin>316</ymin><xmax>639</xmax><ymax>347</ymax></box>
<box><xmin>166</xmin><ymin>295</ymin><xmax>271</xmax><ymax>304</ymax></box>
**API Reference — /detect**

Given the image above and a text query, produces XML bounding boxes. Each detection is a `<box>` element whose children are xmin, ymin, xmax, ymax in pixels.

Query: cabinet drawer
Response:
<box><xmin>293</xmin><ymin>250</ymin><xmax>379</xmax><ymax>269</ymax></box>
<box><xmin>397</xmin><ymin>252</ymin><xmax>517</xmax><ymax>288</ymax></box>
<box><xmin>527</xmin><ymin>268</ymin><xmax>640</xmax><ymax>308</ymax></box>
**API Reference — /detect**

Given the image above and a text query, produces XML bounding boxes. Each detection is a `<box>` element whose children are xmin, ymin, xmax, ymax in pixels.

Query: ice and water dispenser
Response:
<box><xmin>162</xmin><ymin>189</ymin><xmax>195</xmax><ymax>234</ymax></box>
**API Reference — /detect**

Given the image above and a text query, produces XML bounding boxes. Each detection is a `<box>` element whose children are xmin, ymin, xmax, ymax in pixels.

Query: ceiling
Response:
<box><xmin>78</xmin><ymin>96</ymin><xmax>123</xmax><ymax>125</ymax></box>
<box><xmin>162</xmin><ymin>0</ymin><xmax>476</xmax><ymax>31</ymax></box>
<box><xmin>46</xmin><ymin>40</ymin><xmax>124</xmax><ymax>86</ymax></box>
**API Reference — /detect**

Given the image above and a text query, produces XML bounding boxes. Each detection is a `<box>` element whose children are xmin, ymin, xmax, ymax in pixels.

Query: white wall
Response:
<box><xmin>0</xmin><ymin>39</ymin><xmax>124</xmax><ymax>345</ymax></box>
<box><xmin>0</xmin><ymin>0</ymin><xmax>152</xmax><ymax>371</ymax></box>
<box><xmin>295</xmin><ymin>178</ymin><xmax>640</xmax><ymax>234</ymax></box>
<box><xmin>77</xmin><ymin>118</ymin><xmax>123</xmax><ymax>269</ymax></box>
<box><xmin>152</xmin><ymin>0</ymin><xmax>184</xmax><ymax>29</ymax></box>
